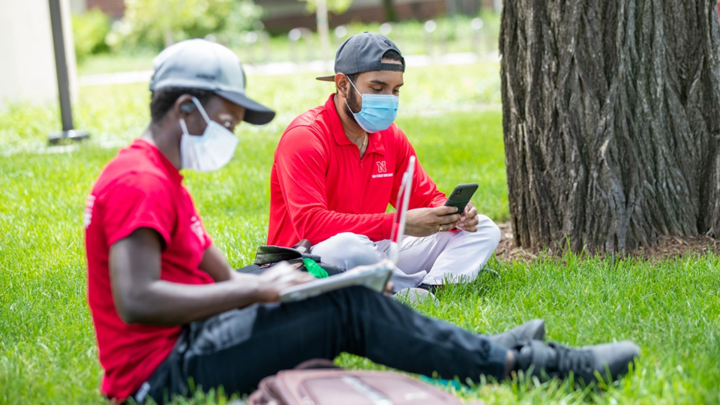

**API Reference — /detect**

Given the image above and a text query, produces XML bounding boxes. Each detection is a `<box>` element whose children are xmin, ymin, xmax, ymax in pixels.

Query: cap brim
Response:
<box><xmin>216</xmin><ymin>90</ymin><xmax>276</xmax><ymax>125</ymax></box>
<box><xmin>315</xmin><ymin>75</ymin><xmax>336</xmax><ymax>82</ymax></box>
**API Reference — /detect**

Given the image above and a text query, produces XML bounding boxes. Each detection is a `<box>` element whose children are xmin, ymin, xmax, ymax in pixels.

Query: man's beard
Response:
<box><xmin>344</xmin><ymin>87</ymin><xmax>362</xmax><ymax>120</ymax></box>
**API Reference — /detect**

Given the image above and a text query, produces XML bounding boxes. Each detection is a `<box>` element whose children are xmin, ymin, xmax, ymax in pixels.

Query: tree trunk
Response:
<box><xmin>500</xmin><ymin>0</ymin><xmax>720</xmax><ymax>253</ymax></box>
<box><xmin>383</xmin><ymin>0</ymin><xmax>398</xmax><ymax>22</ymax></box>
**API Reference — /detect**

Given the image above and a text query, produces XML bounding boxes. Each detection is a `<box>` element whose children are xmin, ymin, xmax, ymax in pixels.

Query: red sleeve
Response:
<box><xmin>275</xmin><ymin>127</ymin><xmax>394</xmax><ymax>244</ymax></box>
<box><xmin>101</xmin><ymin>174</ymin><xmax>176</xmax><ymax>247</ymax></box>
<box><xmin>391</xmin><ymin>129</ymin><xmax>447</xmax><ymax>209</ymax></box>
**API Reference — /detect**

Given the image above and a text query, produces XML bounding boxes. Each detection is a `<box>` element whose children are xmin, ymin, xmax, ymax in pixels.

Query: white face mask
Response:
<box><xmin>178</xmin><ymin>96</ymin><xmax>239</xmax><ymax>172</ymax></box>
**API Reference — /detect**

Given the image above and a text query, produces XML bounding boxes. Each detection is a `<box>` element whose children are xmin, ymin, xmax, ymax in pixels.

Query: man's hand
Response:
<box><xmin>111</xmin><ymin>228</ymin><xmax>304</xmax><ymax>326</ymax></box>
<box><xmin>456</xmin><ymin>201</ymin><xmax>479</xmax><ymax>232</ymax></box>
<box><xmin>405</xmin><ymin>206</ymin><xmax>461</xmax><ymax>237</ymax></box>
<box><xmin>257</xmin><ymin>262</ymin><xmax>315</xmax><ymax>302</ymax></box>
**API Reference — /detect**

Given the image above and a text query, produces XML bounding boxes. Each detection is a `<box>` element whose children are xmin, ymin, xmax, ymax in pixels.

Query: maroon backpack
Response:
<box><xmin>247</xmin><ymin>360</ymin><xmax>485</xmax><ymax>405</ymax></box>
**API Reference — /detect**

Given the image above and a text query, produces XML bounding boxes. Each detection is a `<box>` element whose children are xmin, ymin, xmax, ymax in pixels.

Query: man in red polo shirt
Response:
<box><xmin>84</xmin><ymin>39</ymin><xmax>639</xmax><ymax>404</ymax></box>
<box><xmin>268</xmin><ymin>33</ymin><xmax>501</xmax><ymax>291</ymax></box>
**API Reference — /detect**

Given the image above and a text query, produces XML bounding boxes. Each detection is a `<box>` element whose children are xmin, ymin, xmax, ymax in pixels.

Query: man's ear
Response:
<box><xmin>335</xmin><ymin>74</ymin><xmax>349</xmax><ymax>98</ymax></box>
<box><xmin>174</xmin><ymin>94</ymin><xmax>196</xmax><ymax>118</ymax></box>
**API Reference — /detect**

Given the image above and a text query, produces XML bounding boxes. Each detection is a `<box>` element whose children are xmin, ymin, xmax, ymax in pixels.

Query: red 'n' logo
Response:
<box><xmin>376</xmin><ymin>161</ymin><xmax>387</xmax><ymax>173</ymax></box>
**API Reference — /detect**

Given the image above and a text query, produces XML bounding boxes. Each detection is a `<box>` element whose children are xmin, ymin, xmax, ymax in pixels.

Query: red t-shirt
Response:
<box><xmin>268</xmin><ymin>94</ymin><xmax>447</xmax><ymax>247</ymax></box>
<box><xmin>84</xmin><ymin>139</ymin><xmax>213</xmax><ymax>400</ymax></box>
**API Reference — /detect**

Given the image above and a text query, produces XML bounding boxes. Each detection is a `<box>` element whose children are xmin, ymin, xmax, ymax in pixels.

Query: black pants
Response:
<box><xmin>135</xmin><ymin>287</ymin><xmax>508</xmax><ymax>404</ymax></box>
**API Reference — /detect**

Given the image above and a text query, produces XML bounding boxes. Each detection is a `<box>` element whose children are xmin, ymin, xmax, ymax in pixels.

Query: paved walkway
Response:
<box><xmin>78</xmin><ymin>52</ymin><xmax>500</xmax><ymax>87</ymax></box>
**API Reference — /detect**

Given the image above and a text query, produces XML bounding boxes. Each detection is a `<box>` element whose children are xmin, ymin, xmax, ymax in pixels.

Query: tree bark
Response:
<box><xmin>500</xmin><ymin>0</ymin><xmax>720</xmax><ymax>253</ymax></box>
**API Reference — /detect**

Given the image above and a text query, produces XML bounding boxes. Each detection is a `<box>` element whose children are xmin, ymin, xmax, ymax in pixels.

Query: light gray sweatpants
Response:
<box><xmin>310</xmin><ymin>215</ymin><xmax>501</xmax><ymax>290</ymax></box>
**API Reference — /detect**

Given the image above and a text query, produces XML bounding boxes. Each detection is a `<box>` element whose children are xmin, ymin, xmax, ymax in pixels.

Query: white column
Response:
<box><xmin>0</xmin><ymin>0</ymin><xmax>78</xmax><ymax>108</ymax></box>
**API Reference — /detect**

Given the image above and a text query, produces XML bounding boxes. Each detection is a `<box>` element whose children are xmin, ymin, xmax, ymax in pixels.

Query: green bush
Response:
<box><xmin>71</xmin><ymin>9</ymin><xmax>111</xmax><ymax>61</ymax></box>
<box><xmin>107</xmin><ymin>0</ymin><xmax>263</xmax><ymax>52</ymax></box>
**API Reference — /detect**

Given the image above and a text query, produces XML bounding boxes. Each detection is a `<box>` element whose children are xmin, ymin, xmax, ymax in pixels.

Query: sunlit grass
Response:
<box><xmin>1</xmin><ymin>63</ymin><xmax>718</xmax><ymax>404</ymax></box>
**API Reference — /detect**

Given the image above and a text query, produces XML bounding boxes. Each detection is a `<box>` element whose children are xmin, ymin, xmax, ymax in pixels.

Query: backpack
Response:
<box><xmin>247</xmin><ymin>359</ymin><xmax>485</xmax><ymax>405</ymax></box>
<box><xmin>249</xmin><ymin>240</ymin><xmax>343</xmax><ymax>277</ymax></box>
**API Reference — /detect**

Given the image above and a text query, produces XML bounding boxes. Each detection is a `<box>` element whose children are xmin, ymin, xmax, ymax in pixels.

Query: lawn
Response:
<box><xmin>1</xmin><ymin>62</ymin><xmax>719</xmax><ymax>404</ymax></box>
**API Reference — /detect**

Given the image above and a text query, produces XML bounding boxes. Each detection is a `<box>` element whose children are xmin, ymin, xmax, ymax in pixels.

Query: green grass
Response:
<box><xmin>77</xmin><ymin>50</ymin><xmax>158</xmax><ymax>76</ymax></box>
<box><xmin>1</xmin><ymin>62</ymin><xmax>719</xmax><ymax>404</ymax></box>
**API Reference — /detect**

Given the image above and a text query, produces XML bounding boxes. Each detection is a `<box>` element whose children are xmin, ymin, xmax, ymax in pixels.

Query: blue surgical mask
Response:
<box><xmin>345</xmin><ymin>76</ymin><xmax>399</xmax><ymax>133</ymax></box>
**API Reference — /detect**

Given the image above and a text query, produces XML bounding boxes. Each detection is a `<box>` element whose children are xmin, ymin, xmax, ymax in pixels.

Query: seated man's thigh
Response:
<box><xmin>310</xmin><ymin>232</ymin><xmax>383</xmax><ymax>270</ymax></box>
<box><xmin>144</xmin><ymin>300</ymin><xmax>345</xmax><ymax>401</ymax></box>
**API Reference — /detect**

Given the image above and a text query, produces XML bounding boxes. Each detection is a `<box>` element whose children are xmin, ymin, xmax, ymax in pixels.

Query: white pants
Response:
<box><xmin>310</xmin><ymin>215</ymin><xmax>501</xmax><ymax>290</ymax></box>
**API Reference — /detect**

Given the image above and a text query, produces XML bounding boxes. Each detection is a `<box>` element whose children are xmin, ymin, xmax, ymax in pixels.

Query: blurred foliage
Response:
<box><xmin>71</xmin><ymin>9</ymin><xmax>112</xmax><ymax>61</ymax></box>
<box><xmin>106</xmin><ymin>0</ymin><xmax>263</xmax><ymax>51</ymax></box>
<box><xmin>75</xmin><ymin>8</ymin><xmax>502</xmax><ymax>74</ymax></box>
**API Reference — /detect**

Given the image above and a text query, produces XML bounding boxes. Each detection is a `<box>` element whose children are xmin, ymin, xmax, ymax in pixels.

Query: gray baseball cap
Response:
<box><xmin>150</xmin><ymin>39</ymin><xmax>275</xmax><ymax>125</ymax></box>
<box><xmin>316</xmin><ymin>32</ymin><xmax>405</xmax><ymax>81</ymax></box>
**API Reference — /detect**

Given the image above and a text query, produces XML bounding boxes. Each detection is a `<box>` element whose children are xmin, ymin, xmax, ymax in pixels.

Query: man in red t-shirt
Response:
<box><xmin>268</xmin><ymin>33</ymin><xmax>500</xmax><ymax>292</ymax></box>
<box><xmin>85</xmin><ymin>39</ymin><xmax>638</xmax><ymax>403</ymax></box>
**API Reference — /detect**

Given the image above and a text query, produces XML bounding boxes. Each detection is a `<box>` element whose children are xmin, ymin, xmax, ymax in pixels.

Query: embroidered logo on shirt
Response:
<box><xmin>372</xmin><ymin>161</ymin><xmax>393</xmax><ymax>179</ymax></box>
<box><xmin>83</xmin><ymin>195</ymin><xmax>96</xmax><ymax>228</ymax></box>
<box><xmin>190</xmin><ymin>216</ymin><xmax>206</xmax><ymax>245</ymax></box>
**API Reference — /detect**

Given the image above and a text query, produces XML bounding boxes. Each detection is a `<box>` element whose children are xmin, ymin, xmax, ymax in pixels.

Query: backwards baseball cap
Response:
<box><xmin>150</xmin><ymin>39</ymin><xmax>275</xmax><ymax>125</ymax></box>
<box><xmin>316</xmin><ymin>32</ymin><xmax>405</xmax><ymax>81</ymax></box>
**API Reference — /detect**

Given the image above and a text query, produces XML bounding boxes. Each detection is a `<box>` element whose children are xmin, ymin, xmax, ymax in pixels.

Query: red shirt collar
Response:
<box><xmin>323</xmin><ymin>94</ymin><xmax>386</xmax><ymax>156</ymax></box>
<box><xmin>134</xmin><ymin>138</ymin><xmax>184</xmax><ymax>184</ymax></box>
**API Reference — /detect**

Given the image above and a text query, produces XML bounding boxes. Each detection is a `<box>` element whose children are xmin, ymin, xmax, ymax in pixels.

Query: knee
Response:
<box><xmin>474</xmin><ymin>216</ymin><xmax>502</xmax><ymax>249</ymax></box>
<box><xmin>314</xmin><ymin>233</ymin><xmax>382</xmax><ymax>269</ymax></box>
<box><xmin>338</xmin><ymin>233</ymin><xmax>382</xmax><ymax>267</ymax></box>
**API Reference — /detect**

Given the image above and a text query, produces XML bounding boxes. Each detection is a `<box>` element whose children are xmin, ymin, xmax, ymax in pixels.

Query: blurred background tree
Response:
<box><xmin>106</xmin><ymin>0</ymin><xmax>263</xmax><ymax>51</ymax></box>
<box><xmin>71</xmin><ymin>8</ymin><xmax>112</xmax><ymax>61</ymax></box>
<box><xmin>382</xmin><ymin>0</ymin><xmax>398</xmax><ymax>22</ymax></box>
<box><xmin>298</xmin><ymin>0</ymin><xmax>352</xmax><ymax>14</ymax></box>
<box><xmin>68</xmin><ymin>0</ymin><xmax>503</xmax><ymax>74</ymax></box>
<box><xmin>298</xmin><ymin>0</ymin><xmax>353</xmax><ymax>66</ymax></box>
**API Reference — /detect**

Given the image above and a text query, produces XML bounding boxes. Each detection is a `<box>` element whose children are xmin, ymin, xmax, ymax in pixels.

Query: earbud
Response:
<box><xmin>180</xmin><ymin>103</ymin><xmax>196</xmax><ymax>113</ymax></box>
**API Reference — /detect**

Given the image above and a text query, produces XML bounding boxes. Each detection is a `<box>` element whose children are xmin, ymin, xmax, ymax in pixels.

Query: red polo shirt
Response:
<box><xmin>268</xmin><ymin>94</ymin><xmax>447</xmax><ymax>247</ymax></box>
<box><xmin>84</xmin><ymin>139</ymin><xmax>213</xmax><ymax>400</ymax></box>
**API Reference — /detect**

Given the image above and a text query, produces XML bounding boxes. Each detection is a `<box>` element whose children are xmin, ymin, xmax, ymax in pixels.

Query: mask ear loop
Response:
<box><xmin>179</xmin><ymin>118</ymin><xmax>190</xmax><ymax>135</ymax></box>
<box><xmin>190</xmin><ymin>96</ymin><xmax>212</xmax><ymax>124</ymax></box>
<box><xmin>179</xmin><ymin>97</ymin><xmax>211</xmax><ymax>137</ymax></box>
<box><xmin>344</xmin><ymin>74</ymin><xmax>362</xmax><ymax>98</ymax></box>
<box><xmin>343</xmin><ymin>74</ymin><xmax>364</xmax><ymax>116</ymax></box>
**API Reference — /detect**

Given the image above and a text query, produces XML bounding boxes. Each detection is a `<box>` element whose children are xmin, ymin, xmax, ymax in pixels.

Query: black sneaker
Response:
<box><xmin>488</xmin><ymin>319</ymin><xmax>546</xmax><ymax>348</ymax></box>
<box><xmin>418</xmin><ymin>283</ymin><xmax>441</xmax><ymax>294</ymax></box>
<box><xmin>515</xmin><ymin>340</ymin><xmax>640</xmax><ymax>384</ymax></box>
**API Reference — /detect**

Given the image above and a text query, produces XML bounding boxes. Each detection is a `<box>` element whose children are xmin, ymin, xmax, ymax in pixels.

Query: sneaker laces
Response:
<box><xmin>551</xmin><ymin>343</ymin><xmax>595</xmax><ymax>377</ymax></box>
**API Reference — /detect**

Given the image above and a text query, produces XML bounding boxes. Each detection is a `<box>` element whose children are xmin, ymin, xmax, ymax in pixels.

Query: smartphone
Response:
<box><xmin>444</xmin><ymin>183</ymin><xmax>479</xmax><ymax>214</ymax></box>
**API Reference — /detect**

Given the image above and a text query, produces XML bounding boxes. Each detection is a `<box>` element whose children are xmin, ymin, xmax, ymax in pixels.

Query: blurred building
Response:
<box><xmin>0</xmin><ymin>0</ymin><xmax>77</xmax><ymax>108</ymax></box>
<box><xmin>69</xmin><ymin>0</ymin><xmax>125</xmax><ymax>18</ymax></box>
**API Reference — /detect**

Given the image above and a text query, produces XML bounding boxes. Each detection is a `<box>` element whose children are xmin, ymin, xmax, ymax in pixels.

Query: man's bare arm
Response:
<box><xmin>199</xmin><ymin>244</ymin><xmax>239</xmax><ymax>282</ymax></box>
<box><xmin>110</xmin><ymin>228</ymin><xmax>313</xmax><ymax>325</ymax></box>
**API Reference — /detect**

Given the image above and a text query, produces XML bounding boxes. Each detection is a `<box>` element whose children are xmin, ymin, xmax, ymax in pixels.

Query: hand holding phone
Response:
<box><xmin>444</xmin><ymin>183</ymin><xmax>479</xmax><ymax>214</ymax></box>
